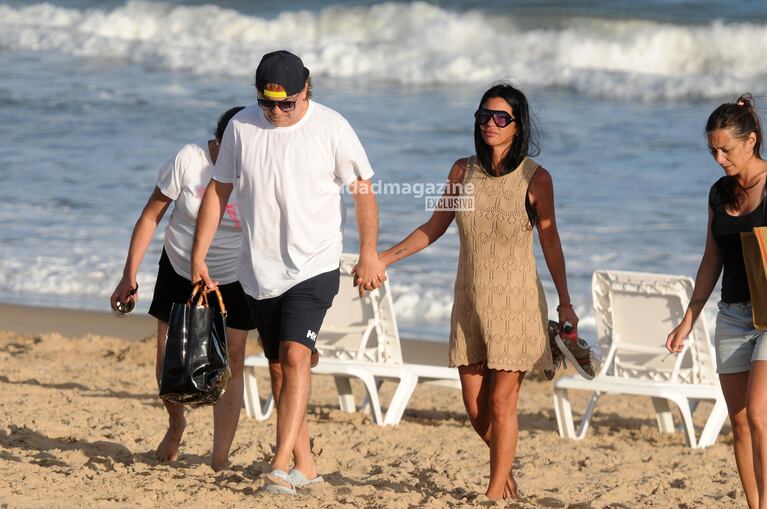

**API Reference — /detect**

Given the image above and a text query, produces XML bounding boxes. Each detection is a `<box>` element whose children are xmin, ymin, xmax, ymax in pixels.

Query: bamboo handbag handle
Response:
<box><xmin>187</xmin><ymin>282</ymin><xmax>227</xmax><ymax>318</ymax></box>
<box><xmin>210</xmin><ymin>286</ymin><xmax>227</xmax><ymax>318</ymax></box>
<box><xmin>189</xmin><ymin>282</ymin><xmax>207</xmax><ymax>307</ymax></box>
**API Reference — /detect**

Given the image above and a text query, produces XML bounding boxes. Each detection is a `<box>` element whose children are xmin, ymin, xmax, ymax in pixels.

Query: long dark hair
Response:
<box><xmin>214</xmin><ymin>106</ymin><xmax>245</xmax><ymax>141</ymax></box>
<box><xmin>474</xmin><ymin>83</ymin><xmax>540</xmax><ymax>177</ymax></box>
<box><xmin>474</xmin><ymin>83</ymin><xmax>541</xmax><ymax>226</ymax></box>
<box><xmin>706</xmin><ymin>93</ymin><xmax>763</xmax><ymax>208</ymax></box>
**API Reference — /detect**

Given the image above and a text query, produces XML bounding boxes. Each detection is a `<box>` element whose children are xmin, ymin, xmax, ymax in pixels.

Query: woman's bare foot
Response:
<box><xmin>156</xmin><ymin>415</ymin><xmax>186</xmax><ymax>461</ymax></box>
<box><xmin>504</xmin><ymin>474</ymin><xmax>519</xmax><ymax>499</ymax></box>
<box><xmin>211</xmin><ymin>458</ymin><xmax>230</xmax><ymax>472</ymax></box>
<box><xmin>491</xmin><ymin>473</ymin><xmax>519</xmax><ymax>500</ymax></box>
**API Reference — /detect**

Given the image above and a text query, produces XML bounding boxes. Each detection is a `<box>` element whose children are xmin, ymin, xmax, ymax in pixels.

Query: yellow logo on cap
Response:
<box><xmin>263</xmin><ymin>89</ymin><xmax>288</xmax><ymax>99</ymax></box>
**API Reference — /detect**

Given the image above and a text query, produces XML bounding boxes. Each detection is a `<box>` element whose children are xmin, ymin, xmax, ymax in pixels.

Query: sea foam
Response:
<box><xmin>1</xmin><ymin>1</ymin><xmax>766</xmax><ymax>100</ymax></box>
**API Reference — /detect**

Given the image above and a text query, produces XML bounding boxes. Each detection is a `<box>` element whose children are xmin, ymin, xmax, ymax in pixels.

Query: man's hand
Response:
<box><xmin>352</xmin><ymin>254</ymin><xmax>387</xmax><ymax>297</ymax></box>
<box><xmin>350</xmin><ymin>177</ymin><xmax>382</xmax><ymax>298</ymax></box>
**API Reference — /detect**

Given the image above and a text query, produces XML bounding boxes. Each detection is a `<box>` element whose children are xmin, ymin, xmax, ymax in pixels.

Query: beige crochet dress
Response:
<box><xmin>449</xmin><ymin>156</ymin><xmax>554</xmax><ymax>372</ymax></box>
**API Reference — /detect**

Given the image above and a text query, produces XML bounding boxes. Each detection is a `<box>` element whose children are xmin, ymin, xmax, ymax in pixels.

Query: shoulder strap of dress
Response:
<box><xmin>519</xmin><ymin>157</ymin><xmax>540</xmax><ymax>181</ymax></box>
<box><xmin>464</xmin><ymin>156</ymin><xmax>479</xmax><ymax>179</ymax></box>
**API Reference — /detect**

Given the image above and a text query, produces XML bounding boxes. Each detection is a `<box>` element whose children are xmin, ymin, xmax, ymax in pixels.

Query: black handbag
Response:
<box><xmin>159</xmin><ymin>283</ymin><xmax>230</xmax><ymax>407</ymax></box>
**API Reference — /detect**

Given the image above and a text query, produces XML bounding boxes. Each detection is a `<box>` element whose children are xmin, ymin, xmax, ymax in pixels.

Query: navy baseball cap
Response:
<box><xmin>255</xmin><ymin>50</ymin><xmax>310</xmax><ymax>98</ymax></box>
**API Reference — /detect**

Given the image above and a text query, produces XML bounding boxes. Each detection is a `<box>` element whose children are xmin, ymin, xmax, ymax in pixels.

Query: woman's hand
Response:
<box><xmin>557</xmin><ymin>303</ymin><xmax>579</xmax><ymax>331</ymax></box>
<box><xmin>666</xmin><ymin>320</ymin><xmax>692</xmax><ymax>353</ymax></box>
<box><xmin>191</xmin><ymin>261</ymin><xmax>217</xmax><ymax>291</ymax></box>
<box><xmin>111</xmin><ymin>277</ymin><xmax>138</xmax><ymax>312</ymax></box>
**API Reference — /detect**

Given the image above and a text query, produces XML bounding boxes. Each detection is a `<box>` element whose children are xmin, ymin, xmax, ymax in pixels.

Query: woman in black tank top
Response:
<box><xmin>709</xmin><ymin>178</ymin><xmax>767</xmax><ymax>304</ymax></box>
<box><xmin>667</xmin><ymin>95</ymin><xmax>767</xmax><ymax>509</ymax></box>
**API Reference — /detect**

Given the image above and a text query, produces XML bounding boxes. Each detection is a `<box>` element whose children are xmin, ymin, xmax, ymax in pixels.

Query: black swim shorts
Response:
<box><xmin>247</xmin><ymin>268</ymin><xmax>340</xmax><ymax>361</ymax></box>
<box><xmin>148</xmin><ymin>249</ymin><xmax>256</xmax><ymax>331</ymax></box>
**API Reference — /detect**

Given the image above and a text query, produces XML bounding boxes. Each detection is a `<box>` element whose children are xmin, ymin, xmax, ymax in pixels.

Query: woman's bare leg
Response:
<box><xmin>155</xmin><ymin>320</ymin><xmax>186</xmax><ymax>461</ymax></box>
<box><xmin>211</xmin><ymin>327</ymin><xmax>248</xmax><ymax>471</ymax></box>
<box><xmin>459</xmin><ymin>363</ymin><xmax>492</xmax><ymax>440</ymax></box>
<box><xmin>458</xmin><ymin>363</ymin><xmax>517</xmax><ymax>498</ymax></box>
<box><xmin>486</xmin><ymin>369</ymin><xmax>525</xmax><ymax>500</ymax></box>
<box><xmin>747</xmin><ymin>361</ymin><xmax>767</xmax><ymax>509</ymax></box>
<box><xmin>721</xmin><ymin>371</ymin><xmax>758</xmax><ymax>509</ymax></box>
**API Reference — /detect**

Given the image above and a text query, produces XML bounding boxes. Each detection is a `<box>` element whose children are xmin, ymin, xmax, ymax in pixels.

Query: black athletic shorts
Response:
<box><xmin>248</xmin><ymin>268</ymin><xmax>340</xmax><ymax>361</ymax></box>
<box><xmin>148</xmin><ymin>249</ymin><xmax>256</xmax><ymax>331</ymax></box>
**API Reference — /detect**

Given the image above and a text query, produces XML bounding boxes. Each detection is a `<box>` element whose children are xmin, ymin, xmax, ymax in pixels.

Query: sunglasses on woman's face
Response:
<box><xmin>474</xmin><ymin>108</ymin><xmax>515</xmax><ymax>128</ymax></box>
<box><xmin>257</xmin><ymin>98</ymin><xmax>297</xmax><ymax>112</ymax></box>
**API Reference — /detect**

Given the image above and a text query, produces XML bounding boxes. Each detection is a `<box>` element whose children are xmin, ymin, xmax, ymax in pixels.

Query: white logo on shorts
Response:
<box><xmin>306</xmin><ymin>329</ymin><xmax>317</xmax><ymax>343</ymax></box>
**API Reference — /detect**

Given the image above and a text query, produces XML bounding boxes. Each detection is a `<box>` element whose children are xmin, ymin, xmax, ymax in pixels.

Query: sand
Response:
<box><xmin>0</xmin><ymin>305</ymin><xmax>746</xmax><ymax>508</ymax></box>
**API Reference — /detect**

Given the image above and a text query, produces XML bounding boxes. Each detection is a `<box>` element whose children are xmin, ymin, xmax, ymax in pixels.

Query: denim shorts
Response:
<box><xmin>714</xmin><ymin>301</ymin><xmax>767</xmax><ymax>374</ymax></box>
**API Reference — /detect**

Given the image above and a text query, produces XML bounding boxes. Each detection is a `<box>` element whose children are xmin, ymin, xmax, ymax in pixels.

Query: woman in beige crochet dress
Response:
<box><xmin>378</xmin><ymin>83</ymin><xmax>578</xmax><ymax>500</ymax></box>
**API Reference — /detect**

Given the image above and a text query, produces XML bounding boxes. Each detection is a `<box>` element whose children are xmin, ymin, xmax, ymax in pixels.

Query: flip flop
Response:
<box><xmin>289</xmin><ymin>468</ymin><xmax>324</xmax><ymax>487</ymax></box>
<box><xmin>261</xmin><ymin>469</ymin><xmax>296</xmax><ymax>495</ymax></box>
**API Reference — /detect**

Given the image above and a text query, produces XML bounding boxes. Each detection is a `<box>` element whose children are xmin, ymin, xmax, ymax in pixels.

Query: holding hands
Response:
<box><xmin>352</xmin><ymin>253</ymin><xmax>387</xmax><ymax>297</ymax></box>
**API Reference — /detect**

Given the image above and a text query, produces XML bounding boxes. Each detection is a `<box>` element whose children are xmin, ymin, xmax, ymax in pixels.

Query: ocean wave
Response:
<box><xmin>1</xmin><ymin>1</ymin><xmax>766</xmax><ymax>100</ymax></box>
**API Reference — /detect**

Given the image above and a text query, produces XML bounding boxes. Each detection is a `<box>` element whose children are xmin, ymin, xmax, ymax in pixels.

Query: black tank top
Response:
<box><xmin>709</xmin><ymin>177</ymin><xmax>767</xmax><ymax>303</ymax></box>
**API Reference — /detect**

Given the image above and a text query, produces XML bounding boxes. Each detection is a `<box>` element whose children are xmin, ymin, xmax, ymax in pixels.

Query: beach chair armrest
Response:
<box><xmin>670</xmin><ymin>343</ymin><xmax>691</xmax><ymax>383</ymax></box>
<box><xmin>612</xmin><ymin>343</ymin><xmax>671</xmax><ymax>355</ymax></box>
<box><xmin>354</xmin><ymin>319</ymin><xmax>376</xmax><ymax>359</ymax></box>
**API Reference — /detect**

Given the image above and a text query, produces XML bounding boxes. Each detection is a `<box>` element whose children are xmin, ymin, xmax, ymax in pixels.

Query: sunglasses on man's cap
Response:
<box><xmin>257</xmin><ymin>98</ymin><xmax>297</xmax><ymax>112</ymax></box>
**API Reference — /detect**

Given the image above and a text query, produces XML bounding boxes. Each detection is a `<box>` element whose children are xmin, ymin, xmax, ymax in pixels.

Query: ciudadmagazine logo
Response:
<box><xmin>338</xmin><ymin>180</ymin><xmax>476</xmax><ymax>211</ymax></box>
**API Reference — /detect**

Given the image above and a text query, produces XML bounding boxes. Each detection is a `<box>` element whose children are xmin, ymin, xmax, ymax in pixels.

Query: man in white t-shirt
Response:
<box><xmin>191</xmin><ymin>50</ymin><xmax>384</xmax><ymax>493</ymax></box>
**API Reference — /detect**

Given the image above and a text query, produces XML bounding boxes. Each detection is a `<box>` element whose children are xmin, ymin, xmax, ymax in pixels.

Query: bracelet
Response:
<box><xmin>556</xmin><ymin>302</ymin><xmax>573</xmax><ymax>312</ymax></box>
<box><xmin>129</xmin><ymin>284</ymin><xmax>139</xmax><ymax>296</ymax></box>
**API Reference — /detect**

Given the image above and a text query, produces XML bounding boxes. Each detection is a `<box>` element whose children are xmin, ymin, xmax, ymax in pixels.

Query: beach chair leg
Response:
<box><xmin>697</xmin><ymin>396</ymin><xmax>729</xmax><ymax>448</ymax></box>
<box><xmin>360</xmin><ymin>380</ymin><xmax>384</xmax><ymax>415</ymax></box>
<box><xmin>577</xmin><ymin>392</ymin><xmax>600</xmax><ymax>439</ymax></box>
<box><xmin>553</xmin><ymin>388</ymin><xmax>577</xmax><ymax>439</ymax></box>
<box><xmin>668</xmin><ymin>395</ymin><xmax>698</xmax><ymax>448</ymax></box>
<box><xmin>689</xmin><ymin>399</ymin><xmax>700</xmax><ymax>414</ymax></box>
<box><xmin>263</xmin><ymin>393</ymin><xmax>274</xmax><ymax>419</ymax></box>
<box><xmin>333</xmin><ymin>376</ymin><xmax>356</xmax><ymax>413</ymax></box>
<box><xmin>355</xmin><ymin>372</ymin><xmax>384</xmax><ymax>425</ymax></box>
<box><xmin>651</xmin><ymin>397</ymin><xmax>675</xmax><ymax>433</ymax></box>
<box><xmin>243</xmin><ymin>368</ymin><xmax>255</xmax><ymax>418</ymax></box>
<box><xmin>553</xmin><ymin>389</ymin><xmax>598</xmax><ymax>440</ymax></box>
<box><xmin>383</xmin><ymin>373</ymin><xmax>418</xmax><ymax>426</ymax></box>
<box><xmin>679</xmin><ymin>399</ymin><xmax>701</xmax><ymax>433</ymax></box>
<box><xmin>243</xmin><ymin>367</ymin><xmax>273</xmax><ymax>421</ymax></box>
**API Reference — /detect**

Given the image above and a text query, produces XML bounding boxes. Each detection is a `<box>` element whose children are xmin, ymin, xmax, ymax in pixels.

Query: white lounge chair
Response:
<box><xmin>553</xmin><ymin>270</ymin><xmax>728</xmax><ymax>449</ymax></box>
<box><xmin>243</xmin><ymin>254</ymin><xmax>460</xmax><ymax>425</ymax></box>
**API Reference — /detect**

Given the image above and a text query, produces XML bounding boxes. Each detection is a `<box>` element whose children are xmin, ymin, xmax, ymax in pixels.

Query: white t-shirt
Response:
<box><xmin>156</xmin><ymin>140</ymin><xmax>242</xmax><ymax>284</ymax></box>
<box><xmin>213</xmin><ymin>100</ymin><xmax>374</xmax><ymax>299</ymax></box>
